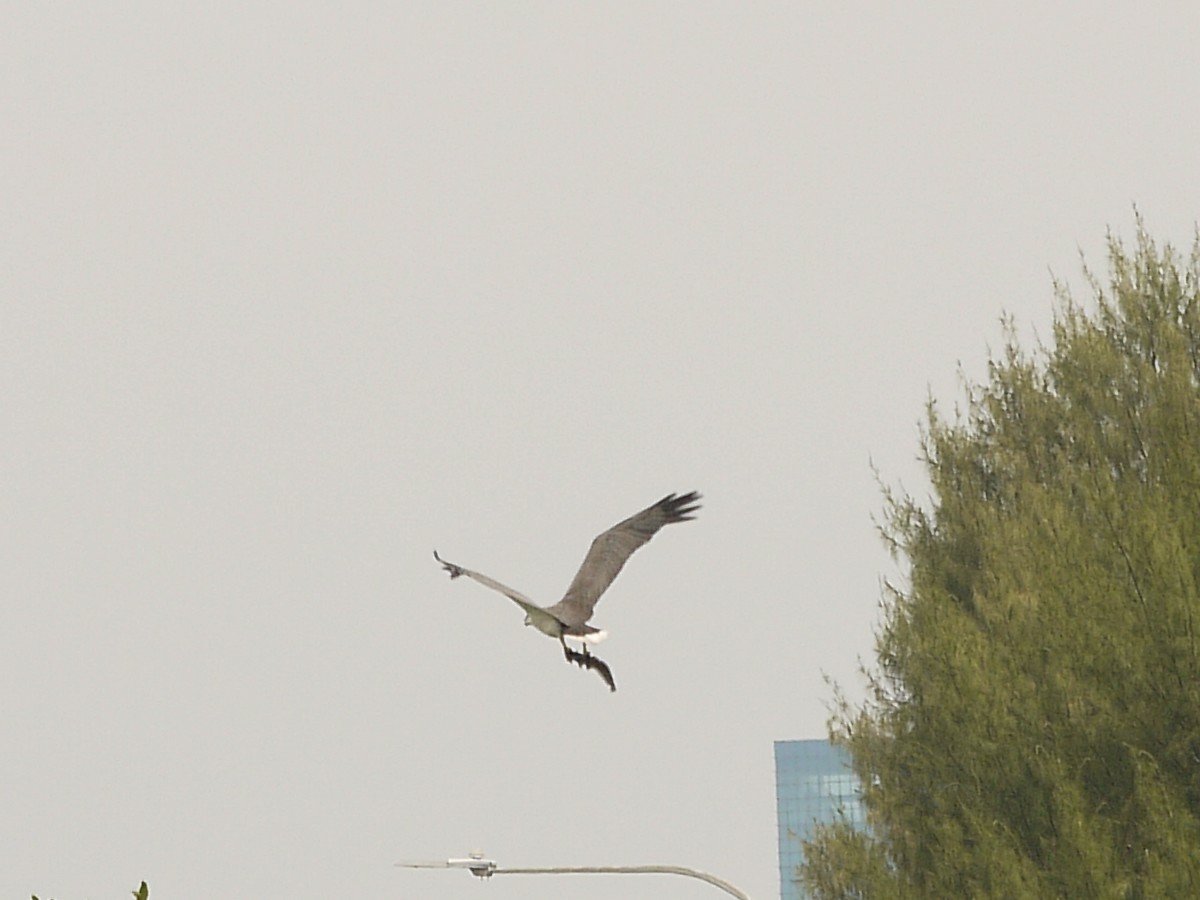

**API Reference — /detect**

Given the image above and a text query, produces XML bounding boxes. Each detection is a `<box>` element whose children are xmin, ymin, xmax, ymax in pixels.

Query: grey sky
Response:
<box><xmin>4</xmin><ymin>4</ymin><xmax>1198</xmax><ymax>899</ymax></box>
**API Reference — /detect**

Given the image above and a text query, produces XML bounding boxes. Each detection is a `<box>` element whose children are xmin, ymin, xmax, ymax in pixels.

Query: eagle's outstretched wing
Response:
<box><xmin>433</xmin><ymin>550</ymin><xmax>545</xmax><ymax>620</ymax></box>
<box><xmin>546</xmin><ymin>491</ymin><xmax>701</xmax><ymax>628</ymax></box>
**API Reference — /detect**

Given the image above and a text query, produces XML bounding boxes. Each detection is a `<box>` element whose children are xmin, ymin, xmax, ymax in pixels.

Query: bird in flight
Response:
<box><xmin>434</xmin><ymin>491</ymin><xmax>701</xmax><ymax>692</ymax></box>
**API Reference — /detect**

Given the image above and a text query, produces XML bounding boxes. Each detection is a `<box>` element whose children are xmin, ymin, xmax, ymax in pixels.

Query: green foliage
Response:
<box><xmin>803</xmin><ymin>223</ymin><xmax>1200</xmax><ymax>899</ymax></box>
<box><xmin>32</xmin><ymin>881</ymin><xmax>148</xmax><ymax>900</ymax></box>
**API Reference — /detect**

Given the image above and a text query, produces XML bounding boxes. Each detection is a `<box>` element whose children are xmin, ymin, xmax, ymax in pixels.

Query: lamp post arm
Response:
<box><xmin>491</xmin><ymin>864</ymin><xmax>750</xmax><ymax>899</ymax></box>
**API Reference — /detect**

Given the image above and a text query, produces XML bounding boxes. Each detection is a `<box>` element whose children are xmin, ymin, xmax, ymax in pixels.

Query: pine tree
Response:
<box><xmin>802</xmin><ymin>223</ymin><xmax>1200</xmax><ymax>898</ymax></box>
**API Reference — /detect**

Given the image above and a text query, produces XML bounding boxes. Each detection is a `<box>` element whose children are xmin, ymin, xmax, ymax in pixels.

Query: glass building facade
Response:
<box><xmin>774</xmin><ymin>739</ymin><xmax>865</xmax><ymax>900</ymax></box>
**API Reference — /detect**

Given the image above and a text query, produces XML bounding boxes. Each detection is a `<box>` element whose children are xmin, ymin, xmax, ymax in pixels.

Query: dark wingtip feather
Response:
<box><xmin>660</xmin><ymin>490</ymin><xmax>702</xmax><ymax>522</ymax></box>
<box><xmin>433</xmin><ymin>549</ymin><xmax>464</xmax><ymax>579</ymax></box>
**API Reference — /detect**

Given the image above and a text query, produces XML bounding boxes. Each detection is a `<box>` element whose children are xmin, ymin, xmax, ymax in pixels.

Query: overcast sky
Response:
<box><xmin>4</xmin><ymin>4</ymin><xmax>1199</xmax><ymax>900</ymax></box>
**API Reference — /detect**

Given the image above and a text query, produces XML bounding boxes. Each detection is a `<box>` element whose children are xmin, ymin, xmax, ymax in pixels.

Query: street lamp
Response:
<box><xmin>396</xmin><ymin>850</ymin><xmax>751</xmax><ymax>899</ymax></box>
<box><xmin>396</xmin><ymin>850</ymin><xmax>497</xmax><ymax>878</ymax></box>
